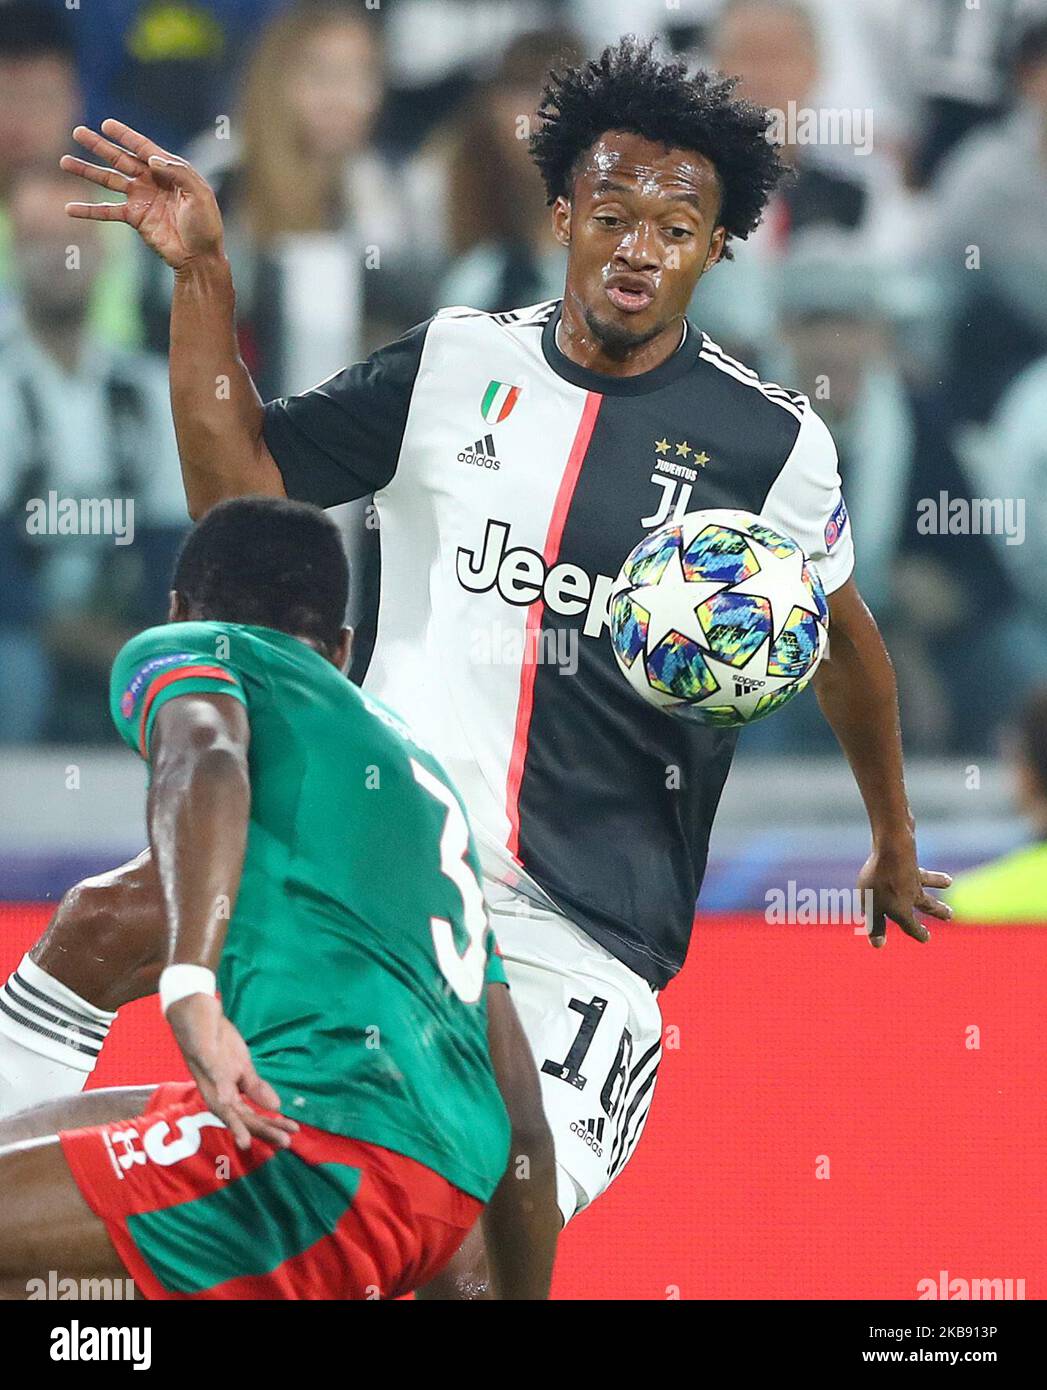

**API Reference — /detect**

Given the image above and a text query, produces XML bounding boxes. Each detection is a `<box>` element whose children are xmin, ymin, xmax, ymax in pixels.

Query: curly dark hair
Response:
<box><xmin>529</xmin><ymin>36</ymin><xmax>784</xmax><ymax>259</ymax></box>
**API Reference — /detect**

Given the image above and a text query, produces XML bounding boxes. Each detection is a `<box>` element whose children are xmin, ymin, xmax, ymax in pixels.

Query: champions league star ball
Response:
<box><xmin>609</xmin><ymin>509</ymin><xmax>829</xmax><ymax>727</ymax></box>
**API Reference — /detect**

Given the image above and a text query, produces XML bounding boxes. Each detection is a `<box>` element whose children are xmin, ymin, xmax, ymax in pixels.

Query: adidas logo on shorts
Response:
<box><xmin>570</xmin><ymin>1117</ymin><xmax>605</xmax><ymax>1156</ymax></box>
<box><xmin>458</xmin><ymin>433</ymin><xmax>500</xmax><ymax>470</ymax></box>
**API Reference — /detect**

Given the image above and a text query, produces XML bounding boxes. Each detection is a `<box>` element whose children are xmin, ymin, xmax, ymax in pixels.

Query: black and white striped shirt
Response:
<box><xmin>263</xmin><ymin>300</ymin><xmax>854</xmax><ymax>987</ymax></box>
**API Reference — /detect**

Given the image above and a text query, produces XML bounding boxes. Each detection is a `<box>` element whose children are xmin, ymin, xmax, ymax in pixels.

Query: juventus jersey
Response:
<box><xmin>263</xmin><ymin>300</ymin><xmax>854</xmax><ymax>988</ymax></box>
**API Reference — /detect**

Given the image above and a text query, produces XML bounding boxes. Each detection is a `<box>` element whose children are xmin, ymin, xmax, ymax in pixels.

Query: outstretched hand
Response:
<box><xmin>60</xmin><ymin>119</ymin><xmax>224</xmax><ymax>269</ymax></box>
<box><xmin>858</xmin><ymin>834</ymin><xmax>952</xmax><ymax>948</ymax></box>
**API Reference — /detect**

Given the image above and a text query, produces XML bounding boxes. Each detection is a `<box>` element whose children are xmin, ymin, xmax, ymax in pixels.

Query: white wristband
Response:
<box><xmin>159</xmin><ymin>964</ymin><xmax>217</xmax><ymax>1017</ymax></box>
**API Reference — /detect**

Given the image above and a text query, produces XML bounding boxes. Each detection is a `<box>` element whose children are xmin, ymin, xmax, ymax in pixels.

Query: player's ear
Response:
<box><xmin>332</xmin><ymin>626</ymin><xmax>353</xmax><ymax>673</ymax></box>
<box><xmin>552</xmin><ymin>195</ymin><xmax>572</xmax><ymax>247</ymax></box>
<box><xmin>167</xmin><ymin>590</ymin><xmax>188</xmax><ymax>623</ymax></box>
<box><xmin>703</xmin><ymin>226</ymin><xmax>727</xmax><ymax>273</ymax></box>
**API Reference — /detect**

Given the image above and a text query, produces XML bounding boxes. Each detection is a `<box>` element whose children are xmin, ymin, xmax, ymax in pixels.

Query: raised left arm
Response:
<box><xmin>814</xmin><ymin>578</ymin><xmax>952</xmax><ymax>947</ymax></box>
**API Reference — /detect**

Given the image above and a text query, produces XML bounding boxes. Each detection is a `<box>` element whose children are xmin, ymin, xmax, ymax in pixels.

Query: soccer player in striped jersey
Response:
<box><xmin>3</xmin><ymin>37</ymin><xmax>951</xmax><ymax>1291</ymax></box>
<box><xmin>0</xmin><ymin>499</ymin><xmax>557</xmax><ymax>1300</ymax></box>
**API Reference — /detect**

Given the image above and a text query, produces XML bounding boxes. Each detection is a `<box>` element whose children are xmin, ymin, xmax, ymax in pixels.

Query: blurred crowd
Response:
<box><xmin>1</xmin><ymin>0</ymin><xmax>1046</xmax><ymax>754</ymax></box>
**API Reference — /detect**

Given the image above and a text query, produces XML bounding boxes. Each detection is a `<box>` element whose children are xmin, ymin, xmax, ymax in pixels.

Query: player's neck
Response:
<box><xmin>556</xmin><ymin>300</ymin><xmax>686</xmax><ymax>378</ymax></box>
<box><xmin>288</xmin><ymin>631</ymin><xmax>329</xmax><ymax>658</ymax></box>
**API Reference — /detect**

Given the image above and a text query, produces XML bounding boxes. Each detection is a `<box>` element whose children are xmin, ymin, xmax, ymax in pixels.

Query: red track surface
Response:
<box><xmin>3</xmin><ymin>905</ymin><xmax>1044</xmax><ymax>1299</ymax></box>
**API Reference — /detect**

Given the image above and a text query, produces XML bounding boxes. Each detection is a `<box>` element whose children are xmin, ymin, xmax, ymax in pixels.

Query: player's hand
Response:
<box><xmin>60</xmin><ymin>119</ymin><xmax>224</xmax><ymax>269</ymax></box>
<box><xmin>858</xmin><ymin>834</ymin><xmax>952</xmax><ymax>948</ymax></box>
<box><xmin>166</xmin><ymin>993</ymin><xmax>299</xmax><ymax>1150</ymax></box>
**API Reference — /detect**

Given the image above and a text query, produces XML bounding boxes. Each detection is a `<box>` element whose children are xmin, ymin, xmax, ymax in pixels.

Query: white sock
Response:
<box><xmin>0</xmin><ymin>954</ymin><xmax>117</xmax><ymax>1117</ymax></box>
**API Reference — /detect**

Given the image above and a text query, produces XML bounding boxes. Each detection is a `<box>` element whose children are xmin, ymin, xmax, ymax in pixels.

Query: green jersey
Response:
<box><xmin>110</xmin><ymin>621</ymin><xmax>511</xmax><ymax>1201</ymax></box>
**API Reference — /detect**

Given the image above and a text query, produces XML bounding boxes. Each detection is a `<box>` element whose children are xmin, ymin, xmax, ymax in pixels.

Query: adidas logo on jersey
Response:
<box><xmin>570</xmin><ymin>1117</ymin><xmax>605</xmax><ymax>1155</ymax></box>
<box><xmin>458</xmin><ymin>433</ymin><xmax>500</xmax><ymax>470</ymax></box>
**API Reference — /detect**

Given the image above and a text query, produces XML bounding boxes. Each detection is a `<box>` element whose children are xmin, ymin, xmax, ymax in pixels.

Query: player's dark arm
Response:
<box><xmin>148</xmin><ymin>693</ymin><xmax>251</xmax><ymax>970</ymax></box>
<box><xmin>147</xmin><ymin>692</ymin><xmax>297</xmax><ymax>1147</ymax></box>
<box><xmin>815</xmin><ymin>578</ymin><xmax>952</xmax><ymax>945</ymax></box>
<box><xmin>61</xmin><ymin>121</ymin><xmax>285</xmax><ymax>518</ymax></box>
<box><xmin>482</xmin><ymin>981</ymin><xmax>559</xmax><ymax>1299</ymax></box>
<box><xmin>170</xmin><ymin>252</ymin><xmax>285</xmax><ymax>518</ymax></box>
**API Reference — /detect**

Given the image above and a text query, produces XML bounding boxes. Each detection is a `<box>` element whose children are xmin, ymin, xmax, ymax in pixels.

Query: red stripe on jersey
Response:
<box><xmin>505</xmin><ymin>390</ymin><xmax>602</xmax><ymax>860</ymax></box>
<box><xmin>138</xmin><ymin>665</ymin><xmax>239</xmax><ymax>756</ymax></box>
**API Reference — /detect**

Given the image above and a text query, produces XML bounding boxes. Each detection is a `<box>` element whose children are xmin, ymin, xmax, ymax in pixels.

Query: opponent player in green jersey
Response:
<box><xmin>0</xmin><ymin>498</ymin><xmax>557</xmax><ymax>1300</ymax></box>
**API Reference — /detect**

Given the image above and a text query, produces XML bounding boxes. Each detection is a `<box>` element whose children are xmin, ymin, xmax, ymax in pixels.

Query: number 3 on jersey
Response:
<box><xmin>411</xmin><ymin>757</ymin><xmax>488</xmax><ymax>1003</ymax></box>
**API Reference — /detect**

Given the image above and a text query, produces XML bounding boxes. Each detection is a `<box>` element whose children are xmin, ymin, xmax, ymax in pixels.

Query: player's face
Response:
<box><xmin>555</xmin><ymin>131</ymin><xmax>726</xmax><ymax>358</ymax></box>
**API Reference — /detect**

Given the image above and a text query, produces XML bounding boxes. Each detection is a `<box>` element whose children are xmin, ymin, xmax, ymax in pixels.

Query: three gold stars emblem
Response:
<box><xmin>654</xmin><ymin>438</ymin><xmax>710</xmax><ymax>466</ymax></box>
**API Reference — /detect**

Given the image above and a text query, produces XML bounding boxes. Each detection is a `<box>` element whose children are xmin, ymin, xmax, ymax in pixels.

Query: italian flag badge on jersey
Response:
<box><xmin>481</xmin><ymin>380</ymin><xmax>521</xmax><ymax>423</ymax></box>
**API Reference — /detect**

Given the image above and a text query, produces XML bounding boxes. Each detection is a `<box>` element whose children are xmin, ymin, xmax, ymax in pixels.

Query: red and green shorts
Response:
<box><xmin>59</xmin><ymin>1081</ymin><xmax>483</xmax><ymax>1300</ymax></box>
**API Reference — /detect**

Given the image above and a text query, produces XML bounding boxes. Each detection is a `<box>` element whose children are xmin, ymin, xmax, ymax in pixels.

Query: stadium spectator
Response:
<box><xmin>50</xmin><ymin>0</ymin><xmax>292</xmax><ymax>155</ymax></box>
<box><xmin>864</xmin><ymin>0</ymin><xmax>1047</xmax><ymax>188</ymax></box>
<box><xmin>0</xmin><ymin>2</ymin><xmax>142</xmax><ymax>347</ymax></box>
<box><xmin>378</xmin><ymin>0</ymin><xmax>558</xmax><ymax>149</ymax></box>
<box><xmin>0</xmin><ymin>2</ymin><xmax>78</xmax><ymax>201</ymax></box>
<box><xmin>744</xmin><ymin>247</ymin><xmax>1020</xmax><ymax>754</ymax></box>
<box><xmin>0</xmin><ymin>167</ymin><xmax>187</xmax><ymax>743</ymax></box>
<box><xmin>434</xmin><ymin>28</ymin><xmax>583</xmax><ymax>313</ymax></box>
<box><xmin>0</xmin><ymin>2</ymin><xmax>77</xmax><ymax>335</ymax></box>
<box><xmin>948</xmin><ymin>686</ymin><xmax>1047</xmax><ymax>923</ymax></box>
<box><xmin>693</xmin><ymin>0</ymin><xmax>880</xmax><ymax>360</ymax></box>
<box><xmin>952</xmin><ymin>350</ymin><xmax>1047</xmax><ymax>694</ymax></box>
<box><xmin>568</xmin><ymin>0</ymin><xmax>712</xmax><ymax>55</ymax></box>
<box><xmin>926</xmin><ymin>15</ymin><xmax>1047</xmax><ymax>424</ymax></box>
<box><xmin>713</xmin><ymin>0</ymin><xmax>869</xmax><ymax>246</ymax></box>
<box><xmin>140</xmin><ymin>1</ymin><xmax>435</xmax><ymax>398</ymax></box>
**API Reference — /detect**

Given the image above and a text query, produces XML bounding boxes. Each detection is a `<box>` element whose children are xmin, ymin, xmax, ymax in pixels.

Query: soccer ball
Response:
<box><xmin>608</xmin><ymin>509</ymin><xmax>829</xmax><ymax>727</ymax></box>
